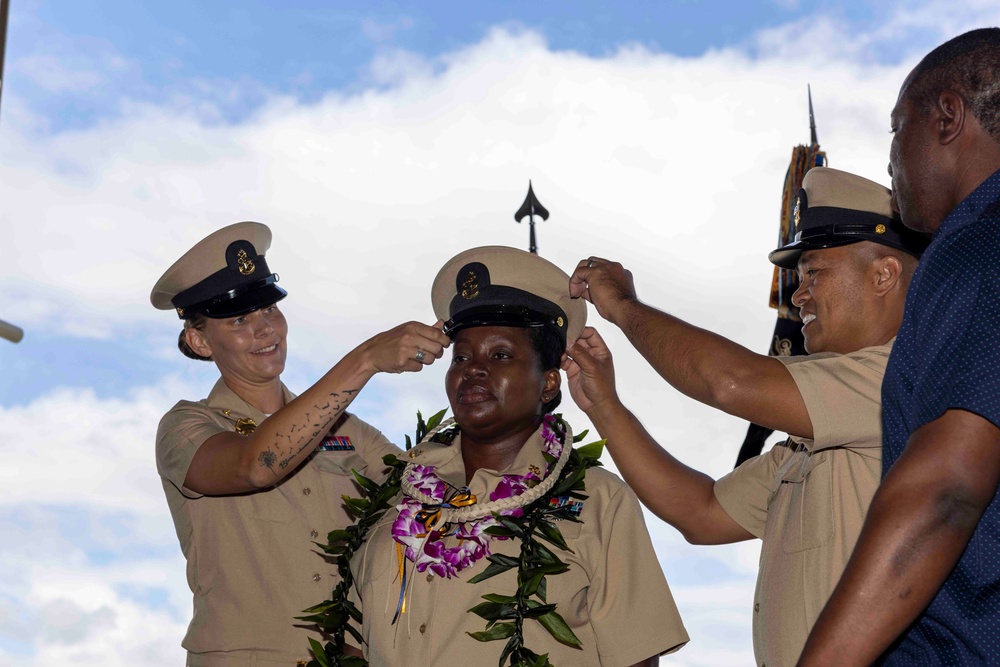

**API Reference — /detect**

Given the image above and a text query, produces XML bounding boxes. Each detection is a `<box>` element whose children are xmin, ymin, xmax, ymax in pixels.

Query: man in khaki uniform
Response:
<box><xmin>151</xmin><ymin>222</ymin><xmax>450</xmax><ymax>666</ymax></box>
<box><xmin>564</xmin><ymin>168</ymin><xmax>928</xmax><ymax>666</ymax></box>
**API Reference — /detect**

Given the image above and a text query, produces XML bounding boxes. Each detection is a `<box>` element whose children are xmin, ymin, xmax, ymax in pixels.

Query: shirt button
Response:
<box><xmin>426</xmin><ymin>573</ymin><xmax>433</xmax><ymax>582</ymax></box>
<box><xmin>303</xmin><ymin>487</ymin><xmax>311</xmax><ymax>496</ymax></box>
<box><xmin>419</xmin><ymin>624</ymin><xmax>427</xmax><ymax>634</ymax></box>
<box><xmin>313</xmin><ymin>573</ymin><xmax>322</xmax><ymax>582</ymax></box>
<box><xmin>754</xmin><ymin>602</ymin><xmax>760</xmax><ymax>612</ymax></box>
<box><xmin>310</xmin><ymin>530</ymin><xmax>319</xmax><ymax>539</ymax></box>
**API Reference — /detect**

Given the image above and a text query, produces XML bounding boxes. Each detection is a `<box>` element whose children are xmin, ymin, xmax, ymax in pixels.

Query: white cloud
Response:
<box><xmin>0</xmin><ymin>380</ymin><xmax>192</xmax><ymax>511</ymax></box>
<box><xmin>0</xmin><ymin>499</ymin><xmax>189</xmax><ymax>666</ymax></box>
<box><xmin>6</xmin><ymin>2</ymin><xmax>1000</xmax><ymax>664</ymax></box>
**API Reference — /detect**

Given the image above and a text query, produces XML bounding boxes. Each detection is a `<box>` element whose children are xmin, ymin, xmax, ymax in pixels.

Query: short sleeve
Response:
<box><xmin>715</xmin><ymin>441</ymin><xmax>793</xmax><ymax>538</ymax></box>
<box><xmin>587</xmin><ymin>474</ymin><xmax>689</xmax><ymax>663</ymax></box>
<box><xmin>778</xmin><ymin>345</ymin><xmax>890</xmax><ymax>452</ymax></box>
<box><xmin>155</xmin><ymin>400</ymin><xmax>227</xmax><ymax>499</ymax></box>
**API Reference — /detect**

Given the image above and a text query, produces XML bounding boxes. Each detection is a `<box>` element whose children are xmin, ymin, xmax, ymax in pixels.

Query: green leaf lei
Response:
<box><xmin>300</xmin><ymin>410</ymin><xmax>605</xmax><ymax>667</ymax></box>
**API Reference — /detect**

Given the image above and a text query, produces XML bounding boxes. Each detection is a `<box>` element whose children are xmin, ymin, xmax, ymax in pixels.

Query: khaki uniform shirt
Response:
<box><xmin>156</xmin><ymin>378</ymin><xmax>400</xmax><ymax>666</ymax></box>
<box><xmin>352</xmin><ymin>424</ymin><xmax>689</xmax><ymax>665</ymax></box>
<box><xmin>714</xmin><ymin>342</ymin><xmax>891</xmax><ymax>667</ymax></box>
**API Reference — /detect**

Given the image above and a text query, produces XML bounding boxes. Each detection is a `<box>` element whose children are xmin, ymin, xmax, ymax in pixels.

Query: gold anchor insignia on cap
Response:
<box><xmin>176</xmin><ymin>307</ymin><xmax>185</xmax><ymax>317</ymax></box>
<box><xmin>793</xmin><ymin>197</ymin><xmax>802</xmax><ymax>228</ymax></box>
<box><xmin>556</xmin><ymin>316</ymin><xmax>564</xmax><ymax>327</ymax></box>
<box><xmin>236</xmin><ymin>249</ymin><xmax>256</xmax><ymax>276</ymax></box>
<box><xmin>234</xmin><ymin>417</ymin><xmax>258</xmax><ymax>436</ymax></box>
<box><xmin>875</xmin><ymin>223</ymin><xmax>887</xmax><ymax>234</ymax></box>
<box><xmin>461</xmin><ymin>270</ymin><xmax>480</xmax><ymax>300</ymax></box>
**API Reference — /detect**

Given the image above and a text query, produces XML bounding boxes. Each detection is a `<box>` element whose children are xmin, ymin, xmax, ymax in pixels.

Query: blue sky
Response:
<box><xmin>0</xmin><ymin>0</ymin><xmax>956</xmax><ymax>406</ymax></box>
<box><xmin>2</xmin><ymin>1</ymin><xmax>999</xmax><ymax>665</ymax></box>
<box><xmin>9</xmin><ymin>0</ymin><xmax>908</xmax><ymax>131</ymax></box>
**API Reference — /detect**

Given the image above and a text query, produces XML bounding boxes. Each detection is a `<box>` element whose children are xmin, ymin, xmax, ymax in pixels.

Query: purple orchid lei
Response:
<box><xmin>391</xmin><ymin>413</ymin><xmax>564</xmax><ymax>579</ymax></box>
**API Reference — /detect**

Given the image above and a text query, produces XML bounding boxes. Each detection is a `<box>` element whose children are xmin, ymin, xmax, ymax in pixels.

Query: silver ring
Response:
<box><xmin>587</xmin><ymin>260</ymin><xmax>596</xmax><ymax>268</ymax></box>
<box><xmin>415</xmin><ymin>349</ymin><xmax>426</xmax><ymax>362</ymax></box>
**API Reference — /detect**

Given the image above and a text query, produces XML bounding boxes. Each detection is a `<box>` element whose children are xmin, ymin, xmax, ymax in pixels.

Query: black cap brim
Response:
<box><xmin>443</xmin><ymin>305</ymin><xmax>567</xmax><ymax>346</ymax></box>
<box><xmin>768</xmin><ymin>236</ymin><xmax>861</xmax><ymax>270</ymax></box>
<box><xmin>200</xmin><ymin>284</ymin><xmax>288</xmax><ymax>318</ymax></box>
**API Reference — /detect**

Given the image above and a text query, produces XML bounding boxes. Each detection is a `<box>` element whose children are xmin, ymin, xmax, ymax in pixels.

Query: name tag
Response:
<box><xmin>547</xmin><ymin>495</ymin><xmax>584</xmax><ymax>518</ymax></box>
<box><xmin>317</xmin><ymin>435</ymin><xmax>354</xmax><ymax>452</ymax></box>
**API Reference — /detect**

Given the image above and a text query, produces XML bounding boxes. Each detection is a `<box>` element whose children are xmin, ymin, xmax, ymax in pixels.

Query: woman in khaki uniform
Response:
<box><xmin>151</xmin><ymin>222</ymin><xmax>450</xmax><ymax>666</ymax></box>
<box><xmin>337</xmin><ymin>247</ymin><xmax>688</xmax><ymax>666</ymax></box>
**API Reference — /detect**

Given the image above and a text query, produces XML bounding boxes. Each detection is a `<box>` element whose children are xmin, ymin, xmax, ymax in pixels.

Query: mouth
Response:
<box><xmin>800</xmin><ymin>313</ymin><xmax>816</xmax><ymax>327</ymax></box>
<box><xmin>251</xmin><ymin>343</ymin><xmax>280</xmax><ymax>355</ymax></box>
<box><xmin>457</xmin><ymin>382</ymin><xmax>494</xmax><ymax>405</ymax></box>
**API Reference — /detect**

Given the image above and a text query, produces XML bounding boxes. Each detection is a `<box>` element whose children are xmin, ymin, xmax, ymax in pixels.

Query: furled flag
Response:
<box><xmin>734</xmin><ymin>87</ymin><xmax>826</xmax><ymax>466</ymax></box>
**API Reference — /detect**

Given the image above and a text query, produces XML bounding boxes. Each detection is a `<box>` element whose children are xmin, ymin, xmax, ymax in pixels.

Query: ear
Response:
<box><xmin>541</xmin><ymin>368</ymin><xmax>561</xmax><ymax>404</ymax></box>
<box><xmin>936</xmin><ymin>89</ymin><xmax>967</xmax><ymax>147</ymax></box>
<box><xmin>185</xmin><ymin>326</ymin><xmax>214</xmax><ymax>359</ymax></box>
<box><xmin>872</xmin><ymin>255</ymin><xmax>903</xmax><ymax>297</ymax></box>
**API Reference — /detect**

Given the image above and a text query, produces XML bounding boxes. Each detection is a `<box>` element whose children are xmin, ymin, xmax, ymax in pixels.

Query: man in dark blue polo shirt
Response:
<box><xmin>799</xmin><ymin>28</ymin><xmax>1000</xmax><ymax>666</ymax></box>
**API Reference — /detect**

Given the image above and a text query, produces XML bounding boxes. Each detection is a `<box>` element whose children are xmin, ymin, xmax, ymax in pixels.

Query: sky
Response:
<box><xmin>1</xmin><ymin>1</ymin><xmax>998</xmax><ymax>665</ymax></box>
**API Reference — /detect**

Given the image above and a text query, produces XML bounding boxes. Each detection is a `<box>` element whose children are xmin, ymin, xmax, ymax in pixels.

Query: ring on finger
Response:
<box><xmin>415</xmin><ymin>349</ymin><xmax>427</xmax><ymax>362</ymax></box>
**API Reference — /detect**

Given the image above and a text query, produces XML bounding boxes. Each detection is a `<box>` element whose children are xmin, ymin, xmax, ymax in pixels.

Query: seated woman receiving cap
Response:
<box><xmin>315</xmin><ymin>247</ymin><xmax>689</xmax><ymax>666</ymax></box>
<box><xmin>151</xmin><ymin>222</ymin><xmax>450</xmax><ymax>666</ymax></box>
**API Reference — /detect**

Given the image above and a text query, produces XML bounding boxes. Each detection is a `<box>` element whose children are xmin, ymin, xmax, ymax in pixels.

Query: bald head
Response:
<box><xmin>891</xmin><ymin>29</ymin><xmax>1000</xmax><ymax>234</ymax></box>
<box><xmin>904</xmin><ymin>28</ymin><xmax>1000</xmax><ymax>144</ymax></box>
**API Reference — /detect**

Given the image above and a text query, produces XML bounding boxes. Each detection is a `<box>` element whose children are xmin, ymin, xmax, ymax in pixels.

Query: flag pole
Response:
<box><xmin>0</xmin><ymin>0</ymin><xmax>9</xmax><ymax>119</ymax></box>
<box><xmin>0</xmin><ymin>0</ymin><xmax>24</xmax><ymax>344</ymax></box>
<box><xmin>734</xmin><ymin>87</ymin><xmax>827</xmax><ymax>467</ymax></box>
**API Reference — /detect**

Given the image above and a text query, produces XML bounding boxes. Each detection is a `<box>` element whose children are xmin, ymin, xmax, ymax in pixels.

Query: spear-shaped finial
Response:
<box><xmin>808</xmin><ymin>84</ymin><xmax>818</xmax><ymax>147</ymax></box>
<box><xmin>514</xmin><ymin>180</ymin><xmax>549</xmax><ymax>255</ymax></box>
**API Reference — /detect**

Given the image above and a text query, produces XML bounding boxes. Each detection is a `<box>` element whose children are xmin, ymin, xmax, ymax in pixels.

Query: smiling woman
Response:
<box><xmin>149</xmin><ymin>222</ymin><xmax>450</xmax><ymax>666</ymax></box>
<box><xmin>337</xmin><ymin>246</ymin><xmax>689</xmax><ymax>666</ymax></box>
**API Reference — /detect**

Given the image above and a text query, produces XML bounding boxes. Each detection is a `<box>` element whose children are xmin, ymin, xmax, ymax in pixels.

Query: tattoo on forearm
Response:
<box><xmin>279</xmin><ymin>440</ymin><xmax>312</xmax><ymax>469</ymax></box>
<box><xmin>258</xmin><ymin>450</ymin><xmax>277</xmax><ymax>470</ymax></box>
<box><xmin>265</xmin><ymin>388</ymin><xmax>363</xmax><ymax>471</ymax></box>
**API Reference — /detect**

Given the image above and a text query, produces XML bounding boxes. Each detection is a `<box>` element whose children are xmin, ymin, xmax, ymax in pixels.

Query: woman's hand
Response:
<box><xmin>562</xmin><ymin>327</ymin><xmax>620</xmax><ymax>414</ymax></box>
<box><xmin>360</xmin><ymin>319</ymin><xmax>451</xmax><ymax>374</ymax></box>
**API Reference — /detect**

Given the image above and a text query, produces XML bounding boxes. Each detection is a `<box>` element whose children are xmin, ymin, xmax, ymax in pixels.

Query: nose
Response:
<box><xmin>462</xmin><ymin>359</ymin><xmax>487</xmax><ymax>379</ymax></box>
<box><xmin>254</xmin><ymin>311</ymin><xmax>275</xmax><ymax>336</ymax></box>
<box><xmin>791</xmin><ymin>279</ymin><xmax>809</xmax><ymax>309</ymax></box>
